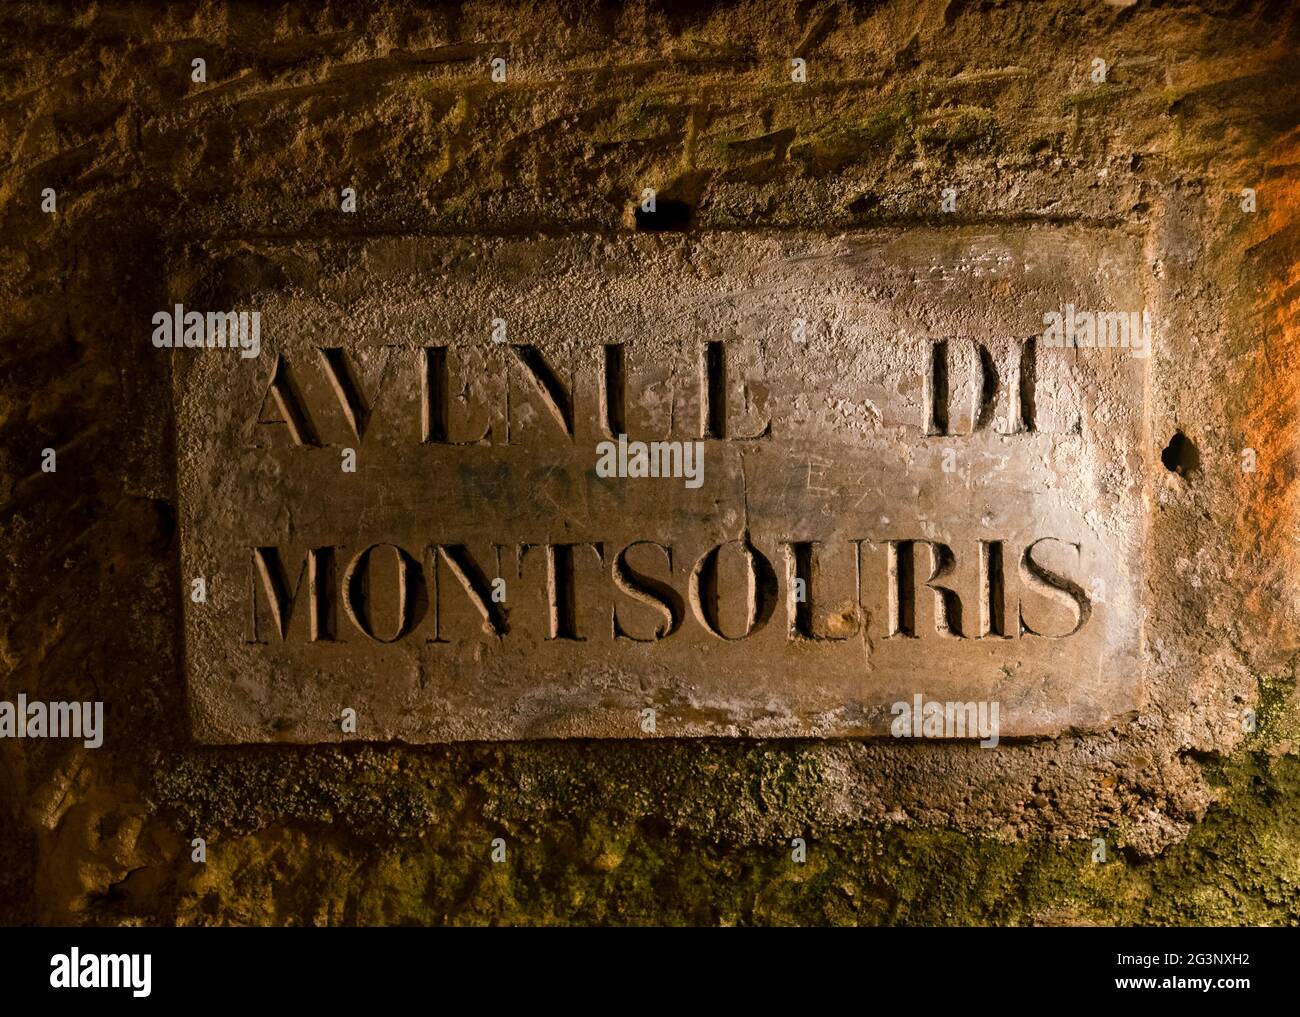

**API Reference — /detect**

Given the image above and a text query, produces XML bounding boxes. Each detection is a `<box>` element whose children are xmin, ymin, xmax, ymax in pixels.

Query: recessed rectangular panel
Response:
<box><xmin>175</xmin><ymin>228</ymin><xmax>1147</xmax><ymax>742</ymax></box>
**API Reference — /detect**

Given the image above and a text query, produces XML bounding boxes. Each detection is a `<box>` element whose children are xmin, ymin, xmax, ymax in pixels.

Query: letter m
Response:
<box><xmin>102</xmin><ymin>955</ymin><xmax>130</xmax><ymax>989</ymax></box>
<box><xmin>1097</xmin><ymin>311</ymin><xmax>1130</xmax><ymax>350</ymax></box>
<box><xmin>248</xmin><ymin>547</ymin><xmax>333</xmax><ymax>642</ymax></box>
<box><xmin>206</xmin><ymin>311</ymin><xmax>239</xmax><ymax>348</ymax></box>
<box><xmin>945</xmin><ymin>701</ymin><xmax>978</xmax><ymax>738</ymax></box>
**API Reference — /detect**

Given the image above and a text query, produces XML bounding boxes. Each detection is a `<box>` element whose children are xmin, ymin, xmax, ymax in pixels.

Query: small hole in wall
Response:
<box><xmin>634</xmin><ymin>199</ymin><xmax>692</xmax><ymax>232</ymax></box>
<box><xmin>1161</xmin><ymin>431</ymin><xmax>1200</xmax><ymax>476</ymax></box>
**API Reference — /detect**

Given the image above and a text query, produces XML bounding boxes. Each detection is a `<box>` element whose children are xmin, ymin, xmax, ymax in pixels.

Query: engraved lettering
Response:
<box><xmin>689</xmin><ymin>538</ymin><xmax>778</xmax><ymax>641</ymax></box>
<box><xmin>612</xmin><ymin>541</ymin><xmax>683</xmax><ymax>641</ymax></box>
<box><xmin>342</xmin><ymin>543</ymin><xmax>424</xmax><ymax>643</ymax></box>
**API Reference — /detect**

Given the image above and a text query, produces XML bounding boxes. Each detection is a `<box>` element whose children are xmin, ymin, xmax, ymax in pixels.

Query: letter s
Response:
<box><xmin>1018</xmin><ymin>537</ymin><xmax>1091</xmax><ymax>637</ymax></box>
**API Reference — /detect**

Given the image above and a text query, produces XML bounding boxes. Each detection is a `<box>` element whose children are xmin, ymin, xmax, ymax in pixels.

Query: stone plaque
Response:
<box><xmin>175</xmin><ymin>228</ymin><xmax>1147</xmax><ymax>743</ymax></box>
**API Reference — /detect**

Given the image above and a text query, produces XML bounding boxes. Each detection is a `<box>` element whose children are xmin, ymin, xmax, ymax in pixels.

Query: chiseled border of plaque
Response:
<box><xmin>172</xmin><ymin>227</ymin><xmax>1149</xmax><ymax>743</ymax></box>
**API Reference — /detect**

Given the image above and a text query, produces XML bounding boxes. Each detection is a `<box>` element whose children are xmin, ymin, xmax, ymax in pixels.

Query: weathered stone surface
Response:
<box><xmin>178</xmin><ymin>228</ymin><xmax>1146</xmax><ymax>742</ymax></box>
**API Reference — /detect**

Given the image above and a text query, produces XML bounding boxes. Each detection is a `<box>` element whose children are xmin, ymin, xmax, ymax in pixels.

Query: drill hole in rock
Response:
<box><xmin>1161</xmin><ymin>431</ymin><xmax>1200</xmax><ymax>476</ymax></box>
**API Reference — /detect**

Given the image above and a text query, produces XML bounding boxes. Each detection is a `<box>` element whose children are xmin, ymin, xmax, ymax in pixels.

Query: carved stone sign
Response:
<box><xmin>175</xmin><ymin>228</ymin><xmax>1147</xmax><ymax>743</ymax></box>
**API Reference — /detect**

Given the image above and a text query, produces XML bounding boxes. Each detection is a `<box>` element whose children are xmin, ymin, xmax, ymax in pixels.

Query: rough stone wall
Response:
<box><xmin>1</xmin><ymin>0</ymin><xmax>1298</xmax><ymax>925</ymax></box>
